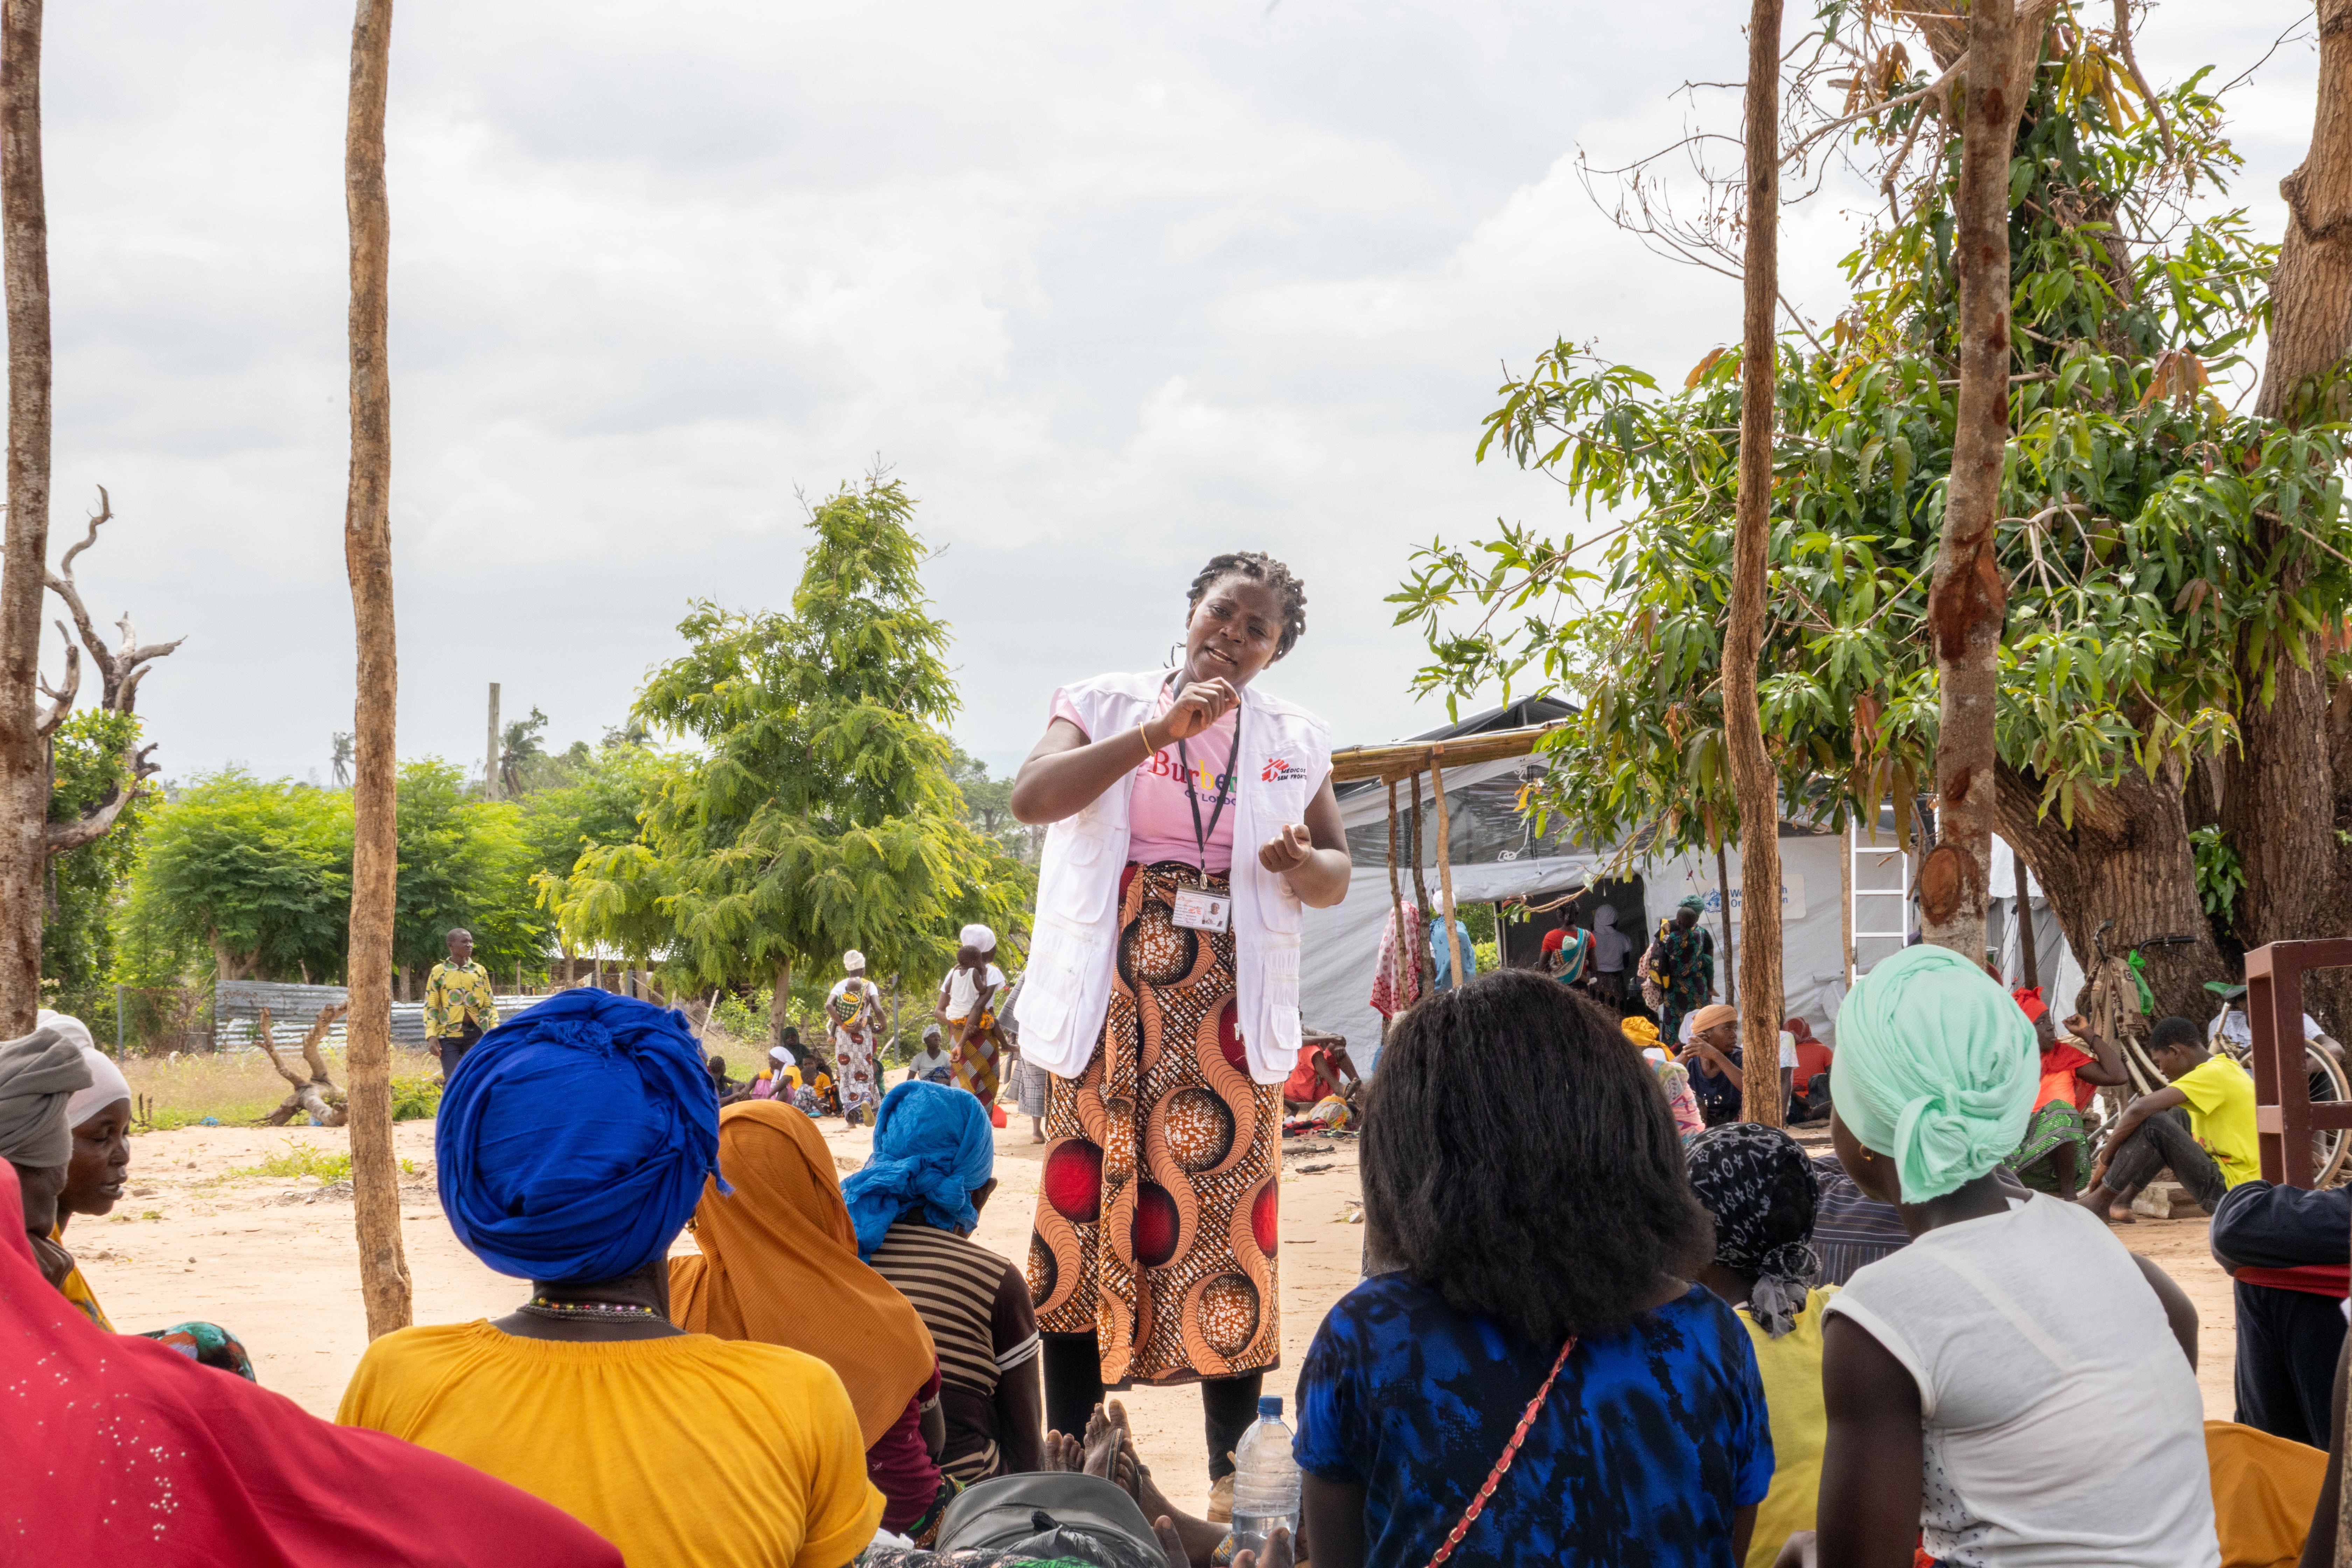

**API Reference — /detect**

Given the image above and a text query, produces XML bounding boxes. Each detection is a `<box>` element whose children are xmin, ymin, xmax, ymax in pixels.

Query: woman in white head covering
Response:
<box><xmin>0</xmin><ymin>1026</ymin><xmax>90</xmax><ymax>1290</ymax></box>
<box><xmin>935</xmin><ymin>925</ymin><xmax>1007</xmax><ymax>1110</ymax></box>
<box><xmin>825</xmin><ymin>949</ymin><xmax>882</xmax><ymax>1128</ymax></box>
<box><xmin>38</xmin><ymin>1022</ymin><xmax>257</xmax><ymax>1376</ymax></box>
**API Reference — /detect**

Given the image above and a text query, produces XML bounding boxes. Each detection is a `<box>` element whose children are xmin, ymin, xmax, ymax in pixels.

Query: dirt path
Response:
<box><xmin>68</xmin><ymin>1121</ymin><xmax>2236</xmax><ymax>1520</ymax></box>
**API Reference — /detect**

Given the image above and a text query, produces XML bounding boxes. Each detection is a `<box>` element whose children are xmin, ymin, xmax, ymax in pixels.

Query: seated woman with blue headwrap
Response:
<box><xmin>844</xmin><ymin>1080</ymin><xmax>1044</xmax><ymax>1484</ymax></box>
<box><xmin>337</xmin><ymin>989</ymin><xmax>884</xmax><ymax>1568</ymax></box>
<box><xmin>1784</xmin><ymin>945</ymin><xmax>2216</xmax><ymax>1568</ymax></box>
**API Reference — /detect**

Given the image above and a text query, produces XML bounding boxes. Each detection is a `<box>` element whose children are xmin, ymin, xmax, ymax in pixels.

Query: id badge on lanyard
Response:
<box><xmin>1172</xmin><ymin>687</ymin><xmax>1242</xmax><ymax>934</ymax></box>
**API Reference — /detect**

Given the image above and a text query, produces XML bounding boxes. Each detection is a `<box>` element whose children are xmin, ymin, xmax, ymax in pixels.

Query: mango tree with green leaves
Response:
<box><xmin>549</xmin><ymin>476</ymin><xmax>1034</xmax><ymax>1048</ymax></box>
<box><xmin>1395</xmin><ymin>29</ymin><xmax>2352</xmax><ymax>1022</ymax></box>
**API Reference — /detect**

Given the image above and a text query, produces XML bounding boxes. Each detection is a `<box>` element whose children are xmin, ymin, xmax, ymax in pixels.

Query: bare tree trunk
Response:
<box><xmin>2259</xmin><ymin>0</ymin><xmax>2352</xmax><ymax>418</ymax></box>
<box><xmin>1730</xmin><ymin>0</ymin><xmax>1785</xmax><ymax>1125</ymax></box>
<box><xmin>2228</xmin><ymin>0</ymin><xmax>2352</xmax><ymax>1034</ymax></box>
<box><xmin>1920</xmin><ymin>0</ymin><xmax>2026</xmax><ymax>963</ymax></box>
<box><xmin>1995</xmin><ymin>763</ymin><xmax>2230</xmax><ymax>1021</ymax></box>
<box><xmin>0</xmin><ymin>0</ymin><xmax>49</xmax><ymax>1035</ymax></box>
<box><xmin>342</xmin><ymin>0</ymin><xmax>408</xmax><ymax>1340</ymax></box>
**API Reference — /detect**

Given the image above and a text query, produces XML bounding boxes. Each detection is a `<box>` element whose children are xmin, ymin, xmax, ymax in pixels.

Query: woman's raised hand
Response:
<box><xmin>1154</xmin><ymin>678</ymin><xmax>1239</xmax><ymax>744</ymax></box>
<box><xmin>1259</xmin><ymin>821</ymin><xmax>1313</xmax><ymax>874</ymax></box>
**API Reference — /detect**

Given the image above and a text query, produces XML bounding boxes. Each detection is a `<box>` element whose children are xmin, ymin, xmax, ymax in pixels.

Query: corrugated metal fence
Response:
<box><xmin>213</xmin><ymin>979</ymin><xmax>558</xmax><ymax>1052</ymax></box>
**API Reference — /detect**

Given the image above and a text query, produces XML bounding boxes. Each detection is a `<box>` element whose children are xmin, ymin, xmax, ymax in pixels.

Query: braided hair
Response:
<box><xmin>1187</xmin><ymin>552</ymin><xmax>1308</xmax><ymax>660</ymax></box>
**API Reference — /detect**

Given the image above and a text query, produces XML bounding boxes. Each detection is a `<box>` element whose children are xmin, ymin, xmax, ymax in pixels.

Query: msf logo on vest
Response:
<box><xmin>1261</xmin><ymin>757</ymin><xmax>1309</xmax><ymax>783</ymax></box>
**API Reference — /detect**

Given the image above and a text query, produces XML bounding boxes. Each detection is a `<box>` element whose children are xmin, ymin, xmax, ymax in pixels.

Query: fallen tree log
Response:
<box><xmin>258</xmin><ymin>1004</ymin><xmax>350</xmax><ymax>1127</ymax></box>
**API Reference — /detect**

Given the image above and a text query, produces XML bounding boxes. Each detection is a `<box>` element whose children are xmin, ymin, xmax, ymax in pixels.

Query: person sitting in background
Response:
<box><xmin>1296</xmin><ymin>972</ymin><xmax>1771</xmax><ymax>1567</ymax></box>
<box><xmin>845</xmin><ymin>1081</ymin><xmax>1045</xmax><ymax>1485</ymax></box>
<box><xmin>1786</xmin><ymin>945</ymin><xmax>2214</xmax><ymax>1568</ymax></box>
<box><xmin>1684</xmin><ymin>1002</ymin><xmax>1745</xmax><ymax>1126</ymax></box>
<box><xmin>672</xmin><ymin>1100</ymin><xmax>955</xmax><ymax>1542</ymax></box>
<box><xmin>1623</xmin><ymin>1015</ymin><xmax>1705</xmax><ymax>1147</ymax></box>
<box><xmin>1687</xmin><ymin>1124</ymin><xmax>1833</xmax><ymax>1568</ymax></box>
<box><xmin>1281</xmin><ymin>1035</ymin><xmax>1358</xmax><ymax>1111</ymax></box>
<box><xmin>339</xmin><ymin>988</ymin><xmax>884</xmax><ymax>1568</ymax></box>
<box><xmin>2209</xmin><ymin>1178</ymin><xmax>2352</xmax><ymax>1449</ymax></box>
<box><xmin>1</xmin><ymin>1165</ymin><xmax>624</xmax><ymax>1567</ymax></box>
<box><xmin>47</xmin><ymin>1021</ymin><xmax>255</xmax><ymax>1377</ymax></box>
<box><xmin>0</xmin><ymin>1026</ymin><xmax>90</xmax><ymax>1293</ymax></box>
<box><xmin>1785</xmin><ymin>1018</ymin><xmax>1833</xmax><ymax>1122</ymax></box>
<box><xmin>706</xmin><ymin>1051</ymin><xmax>749</xmax><ymax>1105</ymax></box>
<box><xmin>2004</xmin><ymin>999</ymin><xmax>2129</xmax><ymax>1199</ymax></box>
<box><xmin>2077</xmin><ymin>1014</ymin><xmax>2258</xmax><ymax>1225</ymax></box>
<box><xmin>908</xmin><ymin>1027</ymin><xmax>955</xmax><ymax>1086</ymax></box>
<box><xmin>1805</xmin><ymin>1154</ymin><xmax>1909</xmax><ymax>1288</ymax></box>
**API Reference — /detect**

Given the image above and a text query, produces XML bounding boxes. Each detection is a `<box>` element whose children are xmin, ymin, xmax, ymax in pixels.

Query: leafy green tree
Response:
<box><xmin>42</xmin><ymin>710</ymin><xmax>148</xmax><ymax>1020</ymax></box>
<box><xmin>391</xmin><ymin>760</ymin><xmax>546</xmax><ymax>984</ymax></box>
<box><xmin>127</xmin><ymin>771</ymin><xmax>354</xmax><ymax>983</ymax></box>
<box><xmin>948</xmin><ymin>746</ymin><xmax>1033</xmax><ymax>862</ymax></box>
<box><xmin>1396</xmin><ymin>37</ymin><xmax>2346</xmax><ymax>1019</ymax></box>
<box><xmin>552</xmin><ymin>476</ymin><xmax>1035</xmax><ymax>1045</ymax></box>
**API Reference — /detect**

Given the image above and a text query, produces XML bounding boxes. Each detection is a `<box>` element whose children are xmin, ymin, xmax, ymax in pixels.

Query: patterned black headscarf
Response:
<box><xmin>1686</xmin><ymin>1122</ymin><xmax>1820</xmax><ymax>1337</ymax></box>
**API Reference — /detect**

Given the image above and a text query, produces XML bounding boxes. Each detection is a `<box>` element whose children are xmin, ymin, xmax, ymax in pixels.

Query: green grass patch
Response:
<box><xmin>219</xmin><ymin>1144</ymin><xmax>419</xmax><ymax>1184</ymax></box>
<box><xmin>390</xmin><ymin>1074</ymin><xmax>442</xmax><ymax>1121</ymax></box>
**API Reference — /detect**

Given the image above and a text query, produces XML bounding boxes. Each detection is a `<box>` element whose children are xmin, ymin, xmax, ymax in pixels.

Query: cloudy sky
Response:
<box><xmin>32</xmin><ymin>0</ymin><xmax>2320</xmax><ymax>784</ymax></box>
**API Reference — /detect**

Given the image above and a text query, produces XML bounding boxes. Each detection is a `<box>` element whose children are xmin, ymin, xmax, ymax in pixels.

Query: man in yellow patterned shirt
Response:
<box><xmin>425</xmin><ymin>928</ymin><xmax>499</xmax><ymax>1078</ymax></box>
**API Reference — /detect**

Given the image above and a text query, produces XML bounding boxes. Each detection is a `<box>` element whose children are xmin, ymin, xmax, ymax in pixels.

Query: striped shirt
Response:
<box><xmin>1809</xmin><ymin>1153</ymin><xmax>1911</xmax><ymax>1287</ymax></box>
<box><xmin>867</xmin><ymin>1219</ymin><xmax>1040</xmax><ymax>1483</ymax></box>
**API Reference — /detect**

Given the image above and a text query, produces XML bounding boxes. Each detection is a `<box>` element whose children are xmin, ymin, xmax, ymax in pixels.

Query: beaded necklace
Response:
<box><xmin>517</xmin><ymin>1295</ymin><xmax>662</xmax><ymax>1322</ymax></box>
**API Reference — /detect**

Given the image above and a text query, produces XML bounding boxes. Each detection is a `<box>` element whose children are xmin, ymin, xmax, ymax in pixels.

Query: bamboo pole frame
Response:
<box><xmin>1329</xmin><ymin>721</ymin><xmax>1566</xmax><ymax>785</ymax></box>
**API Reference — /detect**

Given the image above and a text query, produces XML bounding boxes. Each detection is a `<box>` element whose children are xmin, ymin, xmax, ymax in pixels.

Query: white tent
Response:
<box><xmin>1299</xmin><ymin>709</ymin><xmax>1862</xmax><ymax>1068</ymax></box>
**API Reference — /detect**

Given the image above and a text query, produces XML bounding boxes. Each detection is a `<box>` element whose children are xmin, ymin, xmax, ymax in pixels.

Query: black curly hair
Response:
<box><xmin>1359</xmin><ymin>968</ymin><xmax>1714</xmax><ymax>1344</ymax></box>
<box><xmin>1187</xmin><ymin>552</ymin><xmax>1308</xmax><ymax>660</ymax></box>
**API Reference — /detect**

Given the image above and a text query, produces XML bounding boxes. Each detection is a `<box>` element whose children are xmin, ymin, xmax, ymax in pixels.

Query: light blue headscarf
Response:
<box><xmin>840</xmin><ymin>1080</ymin><xmax>995</xmax><ymax>1259</ymax></box>
<box><xmin>1829</xmin><ymin>943</ymin><xmax>2036</xmax><ymax>1202</ymax></box>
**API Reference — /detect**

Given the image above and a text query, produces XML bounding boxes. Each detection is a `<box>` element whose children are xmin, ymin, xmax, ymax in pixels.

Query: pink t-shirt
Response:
<box><xmin>1051</xmin><ymin>685</ymin><xmax>1238</xmax><ymax>874</ymax></box>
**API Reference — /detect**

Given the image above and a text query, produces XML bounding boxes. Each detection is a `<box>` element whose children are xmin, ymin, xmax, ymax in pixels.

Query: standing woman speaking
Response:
<box><xmin>1009</xmin><ymin>551</ymin><xmax>1350</xmax><ymax>1499</ymax></box>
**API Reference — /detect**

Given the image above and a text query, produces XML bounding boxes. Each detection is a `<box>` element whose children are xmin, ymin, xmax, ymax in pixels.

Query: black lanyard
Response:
<box><xmin>1170</xmin><ymin>690</ymin><xmax>1241</xmax><ymax>887</ymax></box>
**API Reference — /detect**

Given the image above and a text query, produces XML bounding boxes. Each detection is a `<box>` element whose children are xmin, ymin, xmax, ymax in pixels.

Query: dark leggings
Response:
<box><xmin>1043</xmin><ymin>1335</ymin><xmax>1264</xmax><ymax>1481</ymax></box>
<box><xmin>2104</xmin><ymin>1107</ymin><xmax>2230</xmax><ymax>1212</ymax></box>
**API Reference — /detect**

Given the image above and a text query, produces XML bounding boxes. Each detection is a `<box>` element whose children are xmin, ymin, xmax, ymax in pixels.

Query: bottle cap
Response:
<box><xmin>1258</xmin><ymin>1395</ymin><xmax>1282</xmax><ymax>1419</ymax></box>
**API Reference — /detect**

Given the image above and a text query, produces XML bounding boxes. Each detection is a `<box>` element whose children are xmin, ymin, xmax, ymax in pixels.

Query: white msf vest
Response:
<box><xmin>1017</xmin><ymin>668</ymin><xmax>1332</xmax><ymax>1086</ymax></box>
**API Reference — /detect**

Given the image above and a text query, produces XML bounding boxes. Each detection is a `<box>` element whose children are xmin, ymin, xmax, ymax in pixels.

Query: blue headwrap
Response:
<box><xmin>840</xmin><ymin>1080</ymin><xmax>995</xmax><ymax>1259</ymax></box>
<box><xmin>435</xmin><ymin>988</ymin><xmax>719</xmax><ymax>1284</ymax></box>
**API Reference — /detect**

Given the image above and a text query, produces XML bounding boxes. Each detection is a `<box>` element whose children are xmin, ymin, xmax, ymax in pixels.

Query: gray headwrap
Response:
<box><xmin>0</xmin><ymin>1027</ymin><xmax>92</xmax><ymax>1168</ymax></box>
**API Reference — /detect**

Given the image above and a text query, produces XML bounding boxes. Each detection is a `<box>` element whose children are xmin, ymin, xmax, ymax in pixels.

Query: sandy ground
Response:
<box><xmin>66</xmin><ymin>1118</ymin><xmax>2236</xmax><ymax>1520</ymax></box>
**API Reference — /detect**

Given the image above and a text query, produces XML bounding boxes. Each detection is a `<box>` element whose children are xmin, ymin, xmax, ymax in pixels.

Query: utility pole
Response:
<box><xmin>484</xmin><ymin>680</ymin><xmax>500</xmax><ymax>800</ymax></box>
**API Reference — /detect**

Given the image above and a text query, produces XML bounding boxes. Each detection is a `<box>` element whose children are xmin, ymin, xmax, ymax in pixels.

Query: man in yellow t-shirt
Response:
<box><xmin>2080</xmin><ymin>1015</ymin><xmax>2259</xmax><ymax>1224</ymax></box>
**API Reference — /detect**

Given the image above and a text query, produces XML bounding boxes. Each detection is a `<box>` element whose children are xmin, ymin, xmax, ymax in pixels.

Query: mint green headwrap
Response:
<box><xmin>1829</xmin><ymin>944</ymin><xmax>2036</xmax><ymax>1202</ymax></box>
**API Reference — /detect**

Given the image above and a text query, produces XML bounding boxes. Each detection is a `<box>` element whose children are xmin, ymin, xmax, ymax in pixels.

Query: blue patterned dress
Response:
<box><xmin>1294</xmin><ymin>1274</ymin><xmax>1772</xmax><ymax>1567</ymax></box>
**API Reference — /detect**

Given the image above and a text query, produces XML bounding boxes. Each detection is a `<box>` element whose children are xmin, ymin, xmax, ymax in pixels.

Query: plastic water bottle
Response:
<box><xmin>1228</xmin><ymin>1395</ymin><xmax>1301</xmax><ymax>1558</ymax></box>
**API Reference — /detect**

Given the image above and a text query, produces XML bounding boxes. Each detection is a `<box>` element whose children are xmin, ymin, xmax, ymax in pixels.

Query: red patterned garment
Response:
<box><xmin>1028</xmin><ymin>861</ymin><xmax>1281</xmax><ymax>1385</ymax></box>
<box><xmin>1368</xmin><ymin>898</ymin><xmax>1423</xmax><ymax>1020</ymax></box>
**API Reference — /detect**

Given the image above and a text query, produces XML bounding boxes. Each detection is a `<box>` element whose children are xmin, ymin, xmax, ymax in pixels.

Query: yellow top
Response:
<box><xmin>2172</xmin><ymin>1054</ymin><xmax>2261</xmax><ymax>1189</ymax></box>
<box><xmin>50</xmin><ymin>1223</ymin><xmax>113</xmax><ymax>1330</ymax></box>
<box><xmin>2204</xmin><ymin>1419</ymin><xmax>2324</xmax><ymax>1568</ymax></box>
<box><xmin>423</xmin><ymin>960</ymin><xmax>500</xmax><ymax>1040</ymax></box>
<box><xmin>337</xmin><ymin>1320</ymin><xmax>881</xmax><ymax>1568</ymax></box>
<box><xmin>1739</xmin><ymin>1285</ymin><xmax>1836</xmax><ymax>1568</ymax></box>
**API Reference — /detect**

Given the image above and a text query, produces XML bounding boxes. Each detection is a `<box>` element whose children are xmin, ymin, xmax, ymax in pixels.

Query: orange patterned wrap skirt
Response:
<box><xmin>1026</xmin><ymin>862</ymin><xmax>1281</xmax><ymax>1386</ymax></box>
